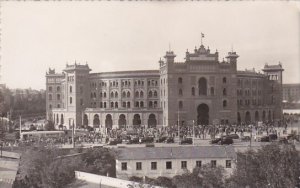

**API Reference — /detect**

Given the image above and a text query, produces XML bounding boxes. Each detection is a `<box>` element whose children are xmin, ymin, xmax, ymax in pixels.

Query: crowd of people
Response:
<box><xmin>1</xmin><ymin>113</ymin><xmax>299</xmax><ymax>149</ymax></box>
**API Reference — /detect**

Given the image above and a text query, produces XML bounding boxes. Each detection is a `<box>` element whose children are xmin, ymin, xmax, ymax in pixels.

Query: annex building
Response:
<box><xmin>46</xmin><ymin>42</ymin><xmax>283</xmax><ymax>130</ymax></box>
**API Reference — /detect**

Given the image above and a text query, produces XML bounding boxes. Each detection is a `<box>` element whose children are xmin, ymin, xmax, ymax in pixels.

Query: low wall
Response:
<box><xmin>75</xmin><ymin>171</ymin><xmax>163</xmax><ymax>188</ymax></box>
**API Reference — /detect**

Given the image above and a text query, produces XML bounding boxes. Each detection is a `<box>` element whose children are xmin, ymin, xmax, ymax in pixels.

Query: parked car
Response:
<box><xmin>165</xmin><ymin>137</ymin><xmax>174</xmax><ymax>143</ymax></box>
<box><xmin>268</xmin><ymin>134</ymin><xmax>278</xmax><ymax>141</ymax></box>
<box><xmin>240</xmin><ymin>136</ymin><xmax>251</xmax><ymax>142</ymax></box>
<box><xmin>258</xmin><ymin>136</ymin><xmax>270</xmax><ymax>142</ymax></box>
<box><xmin>180</xmin><ymin>138</ymin><xmax>193</xmax><ymax>145</ymax></box>
<box><xmin>127</xmin><ymin>137</ymin><xmax>139</xmax><ymax>144</ymax></box>
<box><xmin>140</xmin><ymin>136</ymin><xmax>154</xmax><ymax>144</ymax></box>
<box><xmin>278</xmin><ymin>137</ymin><xmax>289</xmax><ymax>144</ymax></box>
<box><xmin>220</xmin><ymin>137</ymin><xmax>233</xmax><ymax>145</ymax></box>
<box><xmin>108</xmin><ymin>138</ymin><xmax>122</xmax><ymax>145</ymax></box>
<box><xmin>227</xmin><ymin>134</ymin><xmax>239</xmax><ymax>139</ymax></box>
<box><xmin>210</xmin><ymin>138</ymin><xmax>222</xmax><ymax>144</ymax></box>
<box><xmin>156</xmin><ymin>136</ymin><xmax>167</xmax><ymax>143</ymax></box>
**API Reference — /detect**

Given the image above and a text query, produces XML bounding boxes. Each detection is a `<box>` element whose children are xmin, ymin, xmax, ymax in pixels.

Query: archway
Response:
<box><xmin>268</xmin><ymin>110</ymin><xmax>271</xmax><ymax>122</ymax></box>
<box><xmin>60</xmin><ymin>114</ymin><xmax>64</xmax><ymax>125</ymax></box>
<box><xmin>262</xmin><ymin>111</ymin><xmax>266</xmax><ymax>122</ymax></box>
<box><xmin>245</xmin><ymin>111</ymin><xmax>251</xmax><ymax>124</ymax></box>
<box><xmin>197</xmin><ymin>104</ymin><xmax>209</xmax><ymax>125</ymax></box>
<box><xmin>255</xmin><ymin>111</ymin><xmax>259</xmax><ymax>122</ymax></box>
<box><xmin>148</xmin><ymin>114</ymin><xmax>157</xmax><ymax>128</ymax></box>
<box><xmin>105</xmin><ymin>114</ymin><xmax>112</xmax><ymax>129</ymax></box>
<box><xmin>198</xmin><ymin>77</ymin><xmax>207</xmax><ymax>96</ymax></box>
<box><xmin>237</xmin><ymin>112</ymin><xmax>241</xmax><ymax>125</ymax></box>
<box><xmin>93</xmin><ymin>114</ymin><xmax>100</xmax><ymax>128</ymax></box>
<box><xmin>118</xmin><ymin>114</ymin><xmax>126</xmax><ymax>129</ymax></box>
<box><xmin>83</xmin><ymin>114</ymin><xmax>88</xmax><ymax>126</ymax></box>
<box><xmin>133</xmin><ymin>114</ymin><xmax>141</xmax><ymax>128</ymax></box>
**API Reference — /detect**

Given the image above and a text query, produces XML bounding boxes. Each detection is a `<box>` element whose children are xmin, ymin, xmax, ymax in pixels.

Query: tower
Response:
<box><xmin>262</xmin><ymin>63</ymin><xmax>284</xmax><ymax>121</ymax></box>
<box><xmin>63</xmin><ymin>63</ymin><xmax>91</xmax><ymax>129</ymax></box>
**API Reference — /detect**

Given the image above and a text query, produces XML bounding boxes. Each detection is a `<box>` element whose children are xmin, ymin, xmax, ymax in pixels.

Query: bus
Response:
<box><xmin>20</xmin><ymin>131</ymin><xmax>65</xmax><ymax>141</ymax></box>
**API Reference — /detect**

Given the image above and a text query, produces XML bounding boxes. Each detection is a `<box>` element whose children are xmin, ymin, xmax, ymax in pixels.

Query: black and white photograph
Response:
<box><xmin>0</xmin><ymin>1</ymin><xmax>300</xmax><ymax>188</ymax></box>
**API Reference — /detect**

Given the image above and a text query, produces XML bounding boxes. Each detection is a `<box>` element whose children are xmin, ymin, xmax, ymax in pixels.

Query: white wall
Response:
<box><xmin>116</xmin><ymin>158</ymin><xmax>235</xmax><ymax>179</ymax></box>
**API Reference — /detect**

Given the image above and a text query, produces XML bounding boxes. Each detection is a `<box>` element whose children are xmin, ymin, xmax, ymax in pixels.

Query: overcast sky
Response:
<box><xmin>1</xmin><ymin>1</ymin><xmax>300</xmax><ymax>90</ymax></box>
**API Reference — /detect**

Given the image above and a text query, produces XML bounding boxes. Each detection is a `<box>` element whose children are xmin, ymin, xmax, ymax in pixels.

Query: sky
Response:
<box><xmin>1</xmin><ymin>1</ymin><xmax>300</xmax><ymax>90</ymax></box>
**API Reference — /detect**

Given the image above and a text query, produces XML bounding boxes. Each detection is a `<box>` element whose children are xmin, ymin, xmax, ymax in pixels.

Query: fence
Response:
<box><xmin>75</xmin><ymin>171</ymin><xmax>163</xmax><ymax>188</ymax></box>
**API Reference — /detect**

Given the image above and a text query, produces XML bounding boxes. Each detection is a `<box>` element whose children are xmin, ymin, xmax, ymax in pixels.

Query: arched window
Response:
<box><xmin>135</xmin><ymin>102</ymin><xmax>139</xmax><ymax>108</ymax></box>
<box><xmin>223</xmin><ymin>100</ymin><xmax>227</xmax><ymax>108</ymax></box>
<box><xmin>138</xmin><ymin>80</ymin><xmax>141</xmax><ymax>85</ymax></box>
<box><xmin>49</xmin><ymin>104</ymin><xmax>52</xmax><ymax>109</ymax></box>
<box><xmin>135</xmin><ymin>91</ymin><xmax>139</xmax><ymax>98</ymax></box>
<box><xmin>210</xmin><ymin>87</ymin><xmax>214</xmax><ymax>96</ymax></box>
<box><xmin>90</xmin><ymin>93</ymin><xmax>93</xmax><ymax>99</ymax></box>
<box><xmin>191</xmin><ymin>87</ymin><xmax>195</xmax><ymax>96</ymax></box>
<box><xmin>70</xmin><ymin>86</ymin><xmax>72</xmax><ymax>93</ymax></box>
<box><xmin>140</xmin><ymin>101</ymin><xmax>144</xmax><ymax>108</ymax></box>
<box><xmin>57</xmin><ymin>104</ymin><xmax>60</xmax><ymax>108</ymax></box>
<box><xmin>149</xmin><ymin>101</ymin><xmax>153</xmax><ymax>108</ymax></box>
<box><xmin>154</xmin><ymin>91</ymin><xmax>158</xmax><ymax>97</ymax></box>
<box><xmin>49</xmin><ymin>86</ymin><xmax>52</xmax><ymax>92</ymax></box>
<box><xmin>127</xmin><ymin>102</ymin><xmax>131</xmax><ymax>108</ymax></box>
<box><xmin>127</xmin><ymin>91</ymin><xmax>130</xmax><ymax>98</ymax></box>
<box><xmin>103</xmin><ymin>102</ymin><xmax>106</xmax><ymax>108</ymax></box>
<box><xmin>57</xmin><ymin>86</ymin><xmax>60</xmax><ymax>92</ymax></box>
<box><xmin>100</xmin><ymin>102</ymin><xmax>103</xmax><ymax>108</ymax></box>
<box><xmin>70</xmin><ymin>97</ymin><xmax>72</xmax><ymax>104</ymax></box>
<box><xmin>115</xmin><ymin>102</ymin><xmax>118</xmax><ymax>108</ymax></box>
<box><xmin>154</xmin><ymin>101</ymin><xmax>158</xmax><ymax>108</ymax></box>
<box><xmin>115</xmin><ymin>91</ymin><xmax>118</xmax><ymax>98</ymax></box>
<box><xmin>179</xmin><ymin>101</ymin><xmax>183</xmax><ymax>109</ymax></box>
<box><xmin>223</xmin><ymin>77</ymin><xmax>227</xmax><ymax>83</ymax></box>
<box><xmin>198</xmin><ymin>77</ymin><xmax>207</xmax><ymax>95</ymax></box>
<box><xmin>179</xmin><ymin>89</ymin><xmax>183</xmax><ymax>96</ymax></box>
<box><xmin>122</xmin><ymin>91</ymin><xmax>126</xmax><ymax>98</ymax></box>
<box><xmin>103</xmin><ymin>92</ymin><xmax>106</xmax><ymax>98</ymax></box>
<box><xmin>223</xmin><ymin>88</ymin><xmax>227</xmax><ymax>96</ymax></box>
<box><xmin>110</xmin><ymin>92</ymin><xmax>114</xmax><ymax>98</ymax></box>
<box><xmin>49</xmin><ymin>94</ymin><xmax>52</xmax><ymax>100</ymax></box>
<box><xmin>57</xmin><ymin>94</ymin><xmax>60</xmax><ymax>100</ymax></box>
<box><xmin>178</xmin><ymin>77</ymin><xmax>183</xmax><ymax>84</ymax></box>
<box><xmin>148</xmin><ymin>91</ymin><xmax>153</xmax><ymax>97</ymax></box>
<box><xmin>94</xmin><ymin>92</ymin><xmax>96</xmax><ymax>98</ymax></box>
<box><xmin>123</xmin><ymin>102</ymin><xmax>126</xmax><ymax>108</ymax></box>
<box><xmin>140</xmin><ymin>91</ymin><xmax>144</xmax><ymax>98</ymax></box>
<box><xmin>100</xmin><ymin>92</ymin><xmax>103</xmax><ymax>98</ymax></box>
<box><xmin>111</xmin><ymin>102</ymin><xmax>114</xmax><ymax>108</ymax></box>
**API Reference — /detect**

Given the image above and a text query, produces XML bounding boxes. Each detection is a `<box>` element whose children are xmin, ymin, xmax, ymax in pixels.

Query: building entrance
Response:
<box><xmin>197</xmin><ymin>104</ymin><xmax>209</xmax><ymax>125</ymax></box>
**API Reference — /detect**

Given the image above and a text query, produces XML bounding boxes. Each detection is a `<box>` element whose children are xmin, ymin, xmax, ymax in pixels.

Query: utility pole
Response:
<box><xmin>177</xmin><ymin>110</ymin><xmax>180</xmax><ymax>143</ymax></box>
<box><xmin>72</xmin><ymin>120</ymin><xmax>75</xmax><ymax>148</ymax></box>
<box><xmin>193</xmin><ymin>120</ymin><xmax>195</xmax><ymax>145</ymax></box>
<box><xmin>19</xmin><ymin>116</ymin><xmax>22</xmax><ymax>139</ymax></box>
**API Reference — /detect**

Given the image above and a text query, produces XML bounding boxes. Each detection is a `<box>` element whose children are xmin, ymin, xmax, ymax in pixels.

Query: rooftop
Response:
<box><xmin>115</xmin><ymin>146</ymin><xmax>236</xmax><ymax>161</ymax></box>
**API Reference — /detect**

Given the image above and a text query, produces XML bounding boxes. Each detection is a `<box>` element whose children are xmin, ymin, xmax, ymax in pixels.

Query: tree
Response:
<box><xmin>228</xmin><ymin>143</ymin><xmax>300</xmax><ymax>188</ymax></box>
<box><xmin>80</xmin><ymin>147</ymin><xmax>116</xmax><ymax>177</ymax></box>
<box><xmin>44</xmin><ymin>120</ymin><xmax>55</xmax><ymax>131</ymax></box>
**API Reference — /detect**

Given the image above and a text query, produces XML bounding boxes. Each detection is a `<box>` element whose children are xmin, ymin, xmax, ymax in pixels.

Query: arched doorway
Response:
<box><xmin>56</xmin><ymin>114</ymin><xmax>59</xmax><ymax>124</ymax></box>
<box><xmin>237</xmin><ymin>112</ymin><xmax>241</xmax><ymax>125</ymax></box>
<box><xmin>197</xmin><ymin>104</ymin><xmax>209</xmax><ymax>125</ymax></box>
<box><xmin>133</xmin><ymin>114</ymin><xmax>141</xmax><ymax>128</ymax></box>
<box><xmin>268</xmin><ymin>110</ymin><xmax>271</xmax><ymax>122</ymax></box>
<box><xmin>262</xmin><ymin>111</ymin><xmax>266</xmax><ymax>122</ymax></box>
<box><xmin>245</xmin><ymin>111</ymin><xmax>251</xmax><ymax>124</ymax></box>
<box><xmin>60</xmin><ymin>114</ymin><xmax>64</xmax><ymax>125</ymax></box>
<box><xmin>118</xmin><ymin>114</ymin><xmax>126</xmax><ymax>129</ymax></box>
<box><xmin>83</xmin><ymin>114</ymin><xmax>88</xmax><ymax>127</ymax></box>
<box><xmin>148</xmin><ymin>114</ymin><xmax>157</xmax><ymax>128</ymax></box>
<box><xmin>255</xmin><ymin>111</ymin><xmax>259</xmax><ymax>122</ymax></box>
<box><xmin>93</xmin><ymin>114</ymin><xmax>100</xmax><ymax>128</ymax></box>
<box><xmin>105</xmin><ymin>114</ymin><xmax>112</xmax><ymax>129</ymax></box>
<box><xmin>198</xmin><ymin>77</ymin><xmax>207</xmax><ymax>96</ymax></box>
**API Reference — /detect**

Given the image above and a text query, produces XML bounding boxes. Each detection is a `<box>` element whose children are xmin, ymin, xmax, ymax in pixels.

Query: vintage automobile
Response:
<box><xmin>179</xmin><ymin>138</ymin><xmax>193</xmax><ymax>145</ymax></box>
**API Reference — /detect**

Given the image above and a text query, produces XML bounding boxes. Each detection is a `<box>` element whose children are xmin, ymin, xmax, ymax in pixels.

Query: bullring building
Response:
<box><xmin>46</xmin><ymin>42</ymin><xmax>283</xmax><ymax>130</ymax></box>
